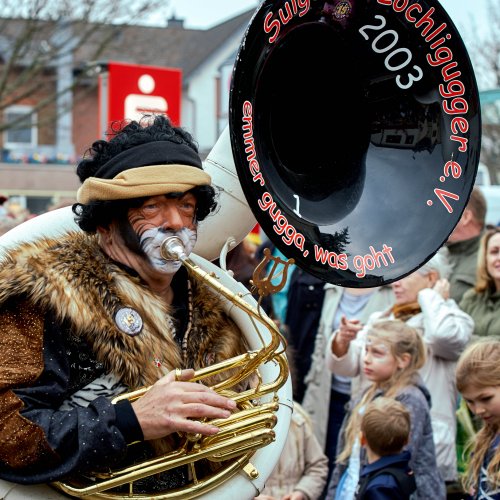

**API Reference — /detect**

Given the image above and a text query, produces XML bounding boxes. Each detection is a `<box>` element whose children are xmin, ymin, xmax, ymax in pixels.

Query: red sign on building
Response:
<box><xmin>99</xmin><ymin>61</ymin><xmax>182</xmax><ymax>136</ymax></box>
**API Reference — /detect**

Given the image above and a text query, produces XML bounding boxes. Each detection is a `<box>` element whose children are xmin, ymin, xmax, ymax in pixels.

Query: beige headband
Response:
<box><xmin>76</xmin><ymin>164</ymin><xmax>211</xmax><ymax>204</ymax></box>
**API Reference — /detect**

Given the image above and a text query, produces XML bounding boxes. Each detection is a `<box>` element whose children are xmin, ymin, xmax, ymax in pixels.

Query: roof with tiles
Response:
<box><xmin>78</xmin><ymin>9</ymin><xmax>255</xmax><ymax>78</ymax></box>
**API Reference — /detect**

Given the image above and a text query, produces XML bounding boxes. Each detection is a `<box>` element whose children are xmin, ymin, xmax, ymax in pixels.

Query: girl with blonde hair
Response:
<box><xmin>326</xmin><ymin>319</ymin><xmax>445</xmax><ymax>500</ymax></box>
<box><xmin>456</xmin><ymin>338</ymin><xmax>500</xmax><ymax>499</ymax></box>
<box><xmin>327</xmin><ymin>250</ymin><xmax>473</xmax><ymax>485</ymax></box>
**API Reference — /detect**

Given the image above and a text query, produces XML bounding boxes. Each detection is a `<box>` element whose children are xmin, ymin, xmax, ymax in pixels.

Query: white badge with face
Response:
<box><xmin>115</xmin><ymin>307</ymin><xmax>143</xmax><ymax>336</ymax></box>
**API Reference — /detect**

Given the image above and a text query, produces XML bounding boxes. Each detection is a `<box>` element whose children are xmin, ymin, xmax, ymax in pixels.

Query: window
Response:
<box><xmin>3</xmin><ymin>105</ymin><xmax>37</xmax><ymax>148</ymax></box>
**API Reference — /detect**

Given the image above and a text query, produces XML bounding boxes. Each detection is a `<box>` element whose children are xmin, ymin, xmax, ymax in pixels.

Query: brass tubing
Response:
<box><xmin>111</xmin><ymin>352</ymin><xmax>288</xmax><ymax>407</ymax></box>
<box><xmin>55</xmin><ymin>242</ymin><xmax>292</xmax><ymax>499</ymax></box>
<box><xmin>56</xmin><ymin>454</ymin><xmax>253</xmax><ymax>500</ymax></box>
<box><xmin>54</xmin><ymin>428</ymin><xmax>276</xmax><ymax>496</ymax></box>
<box><xmin>201</xmin><ymin>413</ymin><xmax>278</xmax><ymax>447</ymax></box>
<box><xmin>111</xmin><ymin>353</ymin><xmax>257</xmax><ymax>405</ymax></box>
<box><xmin>207</xmin><ymin>401</ymin><xmax>279</xmax><ymax>429</ymax></box>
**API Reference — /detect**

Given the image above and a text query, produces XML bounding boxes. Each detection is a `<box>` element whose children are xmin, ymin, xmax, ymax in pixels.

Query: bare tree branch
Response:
<box><xmin>0</xmin><ymin>0</ymin><xmax>169</xmax><ymax>142</ymax></box>
<box><xmin>461</xmin><ymin>0</ymin><xmax>500</xmax><ymax>183</ymax></box>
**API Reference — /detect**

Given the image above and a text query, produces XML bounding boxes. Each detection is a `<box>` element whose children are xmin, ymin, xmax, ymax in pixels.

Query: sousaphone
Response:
<box><xmin>0</xmin><ymin>0</ymin><xmax>480</xmax><ymax>498</ymax></box>
<box><xmin>229</xmin><ymin>0</ymin><xmax>481</xmax><ymax>287</ymax></box>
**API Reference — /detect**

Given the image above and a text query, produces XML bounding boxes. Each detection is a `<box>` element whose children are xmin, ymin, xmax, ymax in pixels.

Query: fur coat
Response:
<box><xmin>0</xmin><ymin>231</ymin><xmax>246</xmax><ymax>480</ymax></box>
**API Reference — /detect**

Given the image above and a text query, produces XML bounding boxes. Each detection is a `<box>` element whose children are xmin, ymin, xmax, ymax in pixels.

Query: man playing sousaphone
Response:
<box><xmin>0</xmin><ymin>116</ymin><xmax>247</xmax><ymax>489</ymax></box>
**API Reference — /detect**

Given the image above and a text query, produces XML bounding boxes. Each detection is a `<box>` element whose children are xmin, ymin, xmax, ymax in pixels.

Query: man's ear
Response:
<box><xmin>96</xmin><ymin>225</ymin><xmax>113</xmax><ymax>246</ymax></box>
<box><xmin>397</xmin><ymin>352</ymin><xmax>411</xmax><ymax>370</ymax></box>
<box><xmin>461</xmin><ymin>208</ymin><xmax>473</xmax><ymax>226</ymax></box>
<box><xmin>427</xmin><ymin>269</ymin><xmax>439</xmax><ymax>287</ymax></box>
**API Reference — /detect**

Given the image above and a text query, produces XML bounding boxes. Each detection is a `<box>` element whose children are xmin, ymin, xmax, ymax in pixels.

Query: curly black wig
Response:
<box><xmin>73</xmin><ymin>116</ymin><xmax>217</xmax><ymax>233</ymax></box>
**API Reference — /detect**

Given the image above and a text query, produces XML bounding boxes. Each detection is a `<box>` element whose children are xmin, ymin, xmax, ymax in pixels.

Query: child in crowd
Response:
<box><xmin>456</xmin><ymin>338</ymin><xmax>500</xmax><ymax>499</ymax></box>
<box><xmin>326</xmin><ymin>319</ymin><xmax>445</xmax><ymax>500</ymax></box>
<box><xmin>356</xmin><ymin>397</ymin><xmax>416</xmax><ymax>499</ymax></box>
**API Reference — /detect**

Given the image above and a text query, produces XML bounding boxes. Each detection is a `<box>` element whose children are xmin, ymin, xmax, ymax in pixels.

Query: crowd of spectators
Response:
<box><xmin>239</xmin><ymin>185</ymin><xmax>500</xmax><ymax>499</ymax></box>
<box><xmin>0</xmin><ymin>195</ymin><xmax>34</xmax><ymax>236</ymax></box>
<box><xmin>0</xmin><ymin>181</ymin><xmax>498</xmax><ymax>499</ymax></box>
<box><xmin>0</xmin><ymin>195</ymin><xmax>78</xmax><ymax>237</ymax></box>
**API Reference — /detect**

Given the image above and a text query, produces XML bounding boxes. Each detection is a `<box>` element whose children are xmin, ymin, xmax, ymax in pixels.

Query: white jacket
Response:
<box><xmin>302</xmin><ymin>285</ymin><xmax>394</xmax><ymax>449</ymax></box>
<box><xmin>325</xmin><ymin>288</ymin><xmax>473</xmax><ymax>482</ymax></box>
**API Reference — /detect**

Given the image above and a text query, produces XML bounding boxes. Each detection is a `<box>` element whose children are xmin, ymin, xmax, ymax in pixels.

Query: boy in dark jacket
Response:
<box><xmin>355</xmin><ymin>397</ymin><xmax>417</xmax><ymax>499</ymax></box>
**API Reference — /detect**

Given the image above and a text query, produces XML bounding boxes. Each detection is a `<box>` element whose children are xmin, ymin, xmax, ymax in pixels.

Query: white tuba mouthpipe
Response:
<box><xmin>195</xmin><ymin>126</ymin><xmax>257</xmax><ymax>261</ymax></box>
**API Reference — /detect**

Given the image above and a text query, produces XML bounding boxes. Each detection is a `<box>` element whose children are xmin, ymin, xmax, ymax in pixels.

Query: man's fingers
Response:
<box><xmin>151</xmin><ymin>377</ymin><xmax>237</xmax><ymax>410</ymax></box>
<box><xmin>346</xmin><ymin>320</ymin><xmax>362</xmax><ymax>329</ymax></box>
<box><xmin>183</xmin><ymin>421</ymin><xmax>220</xmax><ymax>436</ymax></box>
<box><xmin>178</xmin><ymin>389</ymin><xmax>237</xmax><ymax>411</ymax></box>
<box><xmin>168</xmin><ymin>417</ymin><xmax>220</xmax><ymax>436</ymax></box>
<box><xmin>340</xmin><ymin>316</ymin><xmax>361</xmax><ymax>331</ymax></box>
<box><xmin>151</xmin><ymin>383</ymin><xmax>237</xmax><ymax>412</ymax></box>
<box><xmin>176</xmin><ymin>402</ymin><xmax>234</xmax><ymax>420</ymax></box>
<box><xmin>133</xmin><ymin>386</ymin><xmax>236</xmax><ymax>440</ymax></box>
<box><xmin>168</xmin><ymin>381</ymin><xmax>215</xmax><ymax>393</ymax></box>
<box><xmin>162</xmin><ymin>368</ymin><xmax>196</xmax><ymax>384</ymax></box>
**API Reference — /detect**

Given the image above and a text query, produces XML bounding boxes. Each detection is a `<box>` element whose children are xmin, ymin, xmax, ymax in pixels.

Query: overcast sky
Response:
<box><xmin>165</xmin><ymin>0</ymin><xmax>490</xmax><ymax>33</ymax></box>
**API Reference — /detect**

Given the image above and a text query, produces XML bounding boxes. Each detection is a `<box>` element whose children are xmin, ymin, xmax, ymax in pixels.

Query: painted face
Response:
<box><xmin>391</xmin><ymin>271</ymin><xmax>431</xmax><ymax>304</ymax></box>
<box><xmin>486</xmin><ymin>233</ymin><xmax>500</xmax><ymax>291</ymax></box>
<box><xmin>461</xmin><ymin>384</ymin><xmax>500</xmax><ymax>427</ymax></box>
<box><xmin>363</xmin><ymin>336</ymin><xmax>398</xmax><ymax>383</ymax></box>
<box><xmin>128</xmin><ymin>193</ymin><xmax>197</xmax><ymax>273</ymax></box>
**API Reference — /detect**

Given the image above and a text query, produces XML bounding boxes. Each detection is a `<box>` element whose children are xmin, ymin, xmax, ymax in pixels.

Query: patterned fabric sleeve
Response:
<box><xmin>0</xmin><ymin>299</ymin><xmax>57</xmax><ymax>469</ymax></box>
<box><xmin>0</xmin><ymin>301</ymin><xmax>130</xmax><ymax>484</ymax></box>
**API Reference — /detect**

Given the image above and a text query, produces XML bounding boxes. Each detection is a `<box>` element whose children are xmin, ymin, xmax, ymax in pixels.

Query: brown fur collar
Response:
<box><xmin>0</xmin><ymin>231</ymin><xmax>245</xmax><ymax>390</ymax></box>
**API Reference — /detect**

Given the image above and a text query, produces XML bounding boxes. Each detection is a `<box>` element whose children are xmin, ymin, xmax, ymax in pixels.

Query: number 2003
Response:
<box><xmin>359</xmin><ymin>15</ymin><xmax>423</xmax><ymax>90</ymax></box>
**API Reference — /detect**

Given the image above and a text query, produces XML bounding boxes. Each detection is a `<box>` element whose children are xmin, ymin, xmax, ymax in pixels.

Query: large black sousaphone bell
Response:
<box><xmin>230</xmin><ymin>0</ymin><xmax>481</xmax><ymax>287</ymax></box>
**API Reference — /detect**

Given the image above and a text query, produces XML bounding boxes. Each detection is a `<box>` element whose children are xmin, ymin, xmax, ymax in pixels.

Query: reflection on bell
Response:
<box><xmin>260</xmin><ymin>22</ymin><xmax>370</xmax><ymax>225</ymax></box>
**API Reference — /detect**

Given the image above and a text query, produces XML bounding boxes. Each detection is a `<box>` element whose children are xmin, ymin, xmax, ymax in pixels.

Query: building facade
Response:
<box><xmin>0</xmin><ymin>10</ymin><xmax>254</xmax><ymax>213</ymax></box>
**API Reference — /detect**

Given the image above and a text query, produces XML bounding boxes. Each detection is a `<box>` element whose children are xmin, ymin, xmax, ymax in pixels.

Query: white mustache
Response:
<box><xmin>140</xmin><ymin>227</ymin><xmax>197</xmax><ymax>272</ymax></box>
